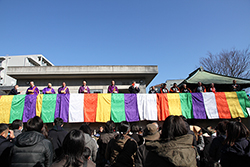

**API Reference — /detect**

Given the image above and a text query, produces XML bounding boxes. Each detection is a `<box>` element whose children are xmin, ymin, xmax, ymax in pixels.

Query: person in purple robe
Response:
<box><xmin>78</xmin><ymin>81</ymin><xmax>90</xmax><ymax>94</ymax></box>
<box><xmin>42</xmin><ymin>83</ymin><xmax>56</xmax><ymax>94</ymax></box>
<box><xmin>58</xmin><ymin>82</ymin><xmax>70</xmax><ymax>94</ymax></box>
<box><xmin>26</xmin><ymin>81</ymin><xmax>40</xmax><ymax>95</ymax></box>
<box><xmin>108</xmin><ymin>80</ymin><xmax>119</xmax><ymax>93</ymax></box>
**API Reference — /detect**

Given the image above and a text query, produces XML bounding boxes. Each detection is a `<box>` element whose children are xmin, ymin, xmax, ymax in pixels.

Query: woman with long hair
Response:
<box><xmin>51</xmin><ymin>129</ymin><xmax>95</xmax><ymax>167</ymax></box>
<box><xmin>145</xmin><ymin>115</ymin><xmax>197</xmax><ymax>167</ymax></box>
<box><xmin>220</xmin><ymin>121</ymin><xmax>250</xmax><ymax>167</ymax></box>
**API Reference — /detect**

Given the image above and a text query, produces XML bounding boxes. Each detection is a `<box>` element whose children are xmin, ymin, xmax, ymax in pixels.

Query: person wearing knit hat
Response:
<box><xmin>143</xmin><ymin>123</ymin><xmax>160</xmax><ymax>141</ymax></box>
<box><xmin>135</xmin><ymin>123</ymin><xmax>160</xmax><ymax>167</ymax></box>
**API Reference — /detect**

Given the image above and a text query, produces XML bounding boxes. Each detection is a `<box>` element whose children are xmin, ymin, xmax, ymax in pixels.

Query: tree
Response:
<box><xmin>199</xmin><ymin>48</ymin><xmax>250</xmax><ymax>78</ymax></box>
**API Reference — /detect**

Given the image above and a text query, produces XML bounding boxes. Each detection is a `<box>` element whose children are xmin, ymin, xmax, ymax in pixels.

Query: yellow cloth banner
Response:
<box><xmin>96</xmin><ymin>94</ymin><xmax>112</xmax><ymax>122</ymax></box>
<box><xmin>167</xmin><ymin>93</ymin><xmax>182</xmax><ymax>116</ymax></box>
<box><xmin>36</xmin><ymin>94</ymin><xmax>44</xmax><ymax>117</ymax></box>
<box><xmin>224</xmin><ymin>92</ymin><xmax>244</xmax><ymax>118</ymax></box>
<box><xmin>0</xmin><ymin>95</ymin><xmax>14</xmax><ymax>124</ymax></box>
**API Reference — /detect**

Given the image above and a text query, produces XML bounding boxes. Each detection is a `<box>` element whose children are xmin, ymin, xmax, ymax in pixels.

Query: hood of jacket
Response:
<box><xmin>16</xmin><ymin>131</ymin><xmax>45</xmax><ymax>147</ymax></box>
<box><xmin>146</xmin><ymin>134</ymin><xmax>197</xmax><ymax>166</ymax></box>
<box><xmin>100</xmin><ymin>132</ymin><xmax>117</xmax><ymax>144</ymax></box>
<box><xmin>84</xmin><ymin>133</ymin><xmax>93</xmax><ymax>144</ymax></box>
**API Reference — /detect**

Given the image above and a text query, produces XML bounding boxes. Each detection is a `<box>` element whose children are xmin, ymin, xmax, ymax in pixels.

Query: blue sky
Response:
<box><xmin>0</xmin><ymin>0</ymin><xmax>249</xmax><ymax>88</ymax></box>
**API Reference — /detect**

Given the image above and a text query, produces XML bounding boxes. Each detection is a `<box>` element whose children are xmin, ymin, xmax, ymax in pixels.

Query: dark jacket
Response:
<box><xmin>0</xmin><ymin>136</ymin><xmax>14</xmax><ymax>167</ymax></box>
<box><xmin>8</xmin><ymin>88</ymin><xmax>20</xmax><ymax>95</ymax></box>
<box><xmin>50</xmin><ymin>158</ymin><xmax>96</xmax><ymax>167</ymax></box>
<box><xmin>105</xmin><ymin>135</ymin><xmax>138</xmax><ymax>167</ymax></box>
<box><xmin>130</xmin><ymin>133</ymin><xmax>143</xmax><ymax>146</ymax></box>
<box><xmin>96</xmin><ymin>132</ymin><xmax>117</xmax><ymax>167</ymax></box>
<box><xmin>135</xmin><ymin>140</ymin><xmax>149</xmax><ymax>167</ymax></box>
<box><xmin>48</xmin><ymin>125</ymin><xmax>68</xmax><ymax>159</ymax></box>
<box><xmin>10</xmin><ymin>131</ymin><xmax>53</xmax><ymax>167</ymax></box>
<box><xmin>209</xmin><ymin>135</ymin><xmax>226</xmax><ymax>162</ymax></box>
<box><xmin>129</xmin><ymin>86</ymin><xmax>140</xmax><ymax>94</ymax></box>
<box><xmin>220</xmin><ymin>138</ymin><xmax>250</xmax><ymax>167</ymax></box>
<box><xmin>144</xmin><ymin>134</ymin><xmax>197</xmax><ymax>167</ymax></box>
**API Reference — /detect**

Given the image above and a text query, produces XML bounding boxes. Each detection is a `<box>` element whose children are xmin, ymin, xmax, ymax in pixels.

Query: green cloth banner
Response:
<box><xmin>236</xmin><ymin>91</ymin><xmax>250</xmax><ymax>118</ymax></box>
<box><xmin>111</xmin><ymin>94</ymin><xmax>126</xmax><ymax>123</ymax></box>
<box><xmin>179</xmin><ymin>93</ymin><xmax>194</xmax><ymax>119</ymax></box>
<box><xmin>41</xmin><ymin>94</ymin><xmax>57</xmax><ymax>123</ymax></box>
<box><xmin>9</xmin><ymin>95</ymin><xmax>26</xmax><ymax>123</ymax></box>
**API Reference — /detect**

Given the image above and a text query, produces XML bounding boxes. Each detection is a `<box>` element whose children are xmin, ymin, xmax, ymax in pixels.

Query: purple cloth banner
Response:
<box><xmin>55</xmin><ymin>94</ymin><xmax>70</xmax><ymax>122</ymax></box>
<box><xmin>124</xmin><ymin>94</ymin><xmax>140</xmax><ymax>122</ymax></box>
<box><xmin>191</xmin><ymin>93</ymin><xmax>207</xmax><ymax>119</ymax></box>
<box><xmin>22</xmin><ymin>95</ymin><xmax>37</xmax><ymax>122</ymax></box>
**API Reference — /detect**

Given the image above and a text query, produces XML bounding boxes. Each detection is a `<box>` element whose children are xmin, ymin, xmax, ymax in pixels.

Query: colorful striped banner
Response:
<box><xmin>0</xmin><ymin>92</ymin><xmax>249</xmax><ymax>124</ymax></box>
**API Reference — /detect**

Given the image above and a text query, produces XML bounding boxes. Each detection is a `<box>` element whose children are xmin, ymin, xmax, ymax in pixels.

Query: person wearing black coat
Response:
<box><xmin>0</xmin><ymin>124</ymin><xmax>15</xmax><ymax>167</ymax></box>
<box><xmin>8</xmin><ymin>85</ymin><xmax>20</xmax><ymax>95</ymax></box>
<box><xmin>129</xmin><ymin>81</ymin><xmax>140</xmax><ymax>94</ymax></box>
<box><xmin>220</xmin><ymin>121</ymin><xmax>250</xmax><ymax>167</ymax></box>
<box><xmin>10</xmin><ymin>116</ymin><xmax>53</xmax><ymax>167</ymax></box>
<box><xmin>48</xmin><ymin>117</ymin><xmax>68</xmax><ymax>160</ymax></box>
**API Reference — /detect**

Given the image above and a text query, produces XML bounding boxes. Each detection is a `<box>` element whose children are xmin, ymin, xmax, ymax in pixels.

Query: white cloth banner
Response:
<box><xmin>202</xmin><ymin>92</ymin><xmax>219</xmax><ymax>119</ymax></box>
<box><xmin>69</xmin><ymin>94</ymin><xmax>84</xmax><ymax>122</ymax></box>
<box><xmin>247</xmin><ymin>108</ymin><xmax>250</xmax><ymax>116</ymax></box>
<box><xmin>137</xmin><ymin>94</ymin><xmax>158</xmax><ymax>121</ymax></box>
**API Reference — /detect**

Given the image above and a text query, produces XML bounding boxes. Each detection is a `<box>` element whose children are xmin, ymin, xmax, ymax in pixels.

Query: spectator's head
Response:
<box><xmin>162</xmin><ymin>83</ymin><xmax>166</xmax><ymax>88</ymax></box>
<box><xmin>233</xmin><ymin>80</ymin><xmax>236</xmax><ymax>84</ymax></box>
<box><xmin>111</xmin><ymin>80</ymin><xmax>115</xmax><ymax>85</ymax></box>
<box><xmin>118</xmin><ymin>121</ymin><xmax>130</xmax><ymax>135</ymax></box>
<box><xmin>42</xmin><ymin>124</ymin><xmax>49</xmax><ymax>138</ymax></box>
<box><xmin>83</xmin><ymin>81</ymin><xmax>87</xmax><ymax>86</ymax></box>
<box><xmin>198</xmin><ymin>82</ymin><xmax>202</xmax><ymax>86</ymax></box>
<box><xmin>215</xmin><ymin>120</ymin><xmax>229</xmax><ymax>135</ymax></box>
<box><xmin>183</xmin><ymin>84</ymin><xmax>187</xmax><ymax>88</ymax></box>
<box><xmin>143</xmin><ymin>123</ymin><xmax>160</xmax><ymax>141</ymax></box>
<box><xmin>12</xmin><ymin>119</ymin><xmax>23</xmax><ymax>130</ymax></box>
<box><xmin>26</xmin><ymin>116</ymin><xmax>43</xmax><ymax>132</ymax></box>
<box><xmin>63</xmin><ymin>130</ymin><xmax>86</xmax><ymax>166</ymax></box>
<box><xmin>0</xmin><ymin>124</ymin><xmax>9</xmax><ymax>138</ymax></box>
<box><xmin>48</xmin><ymin>83</ymin><xmax>52</xmax><ymax>88</ymax></box>
<box><xmin>14</xmin><ymin>84</ymin><xmax>19</xmax><ymax>90</ymax></box>
<box><xmin>211</xmin><ymin>83</ymin><xmax>214</xmax><ymax>87</ymax></box>
<box><xmin>62</xmin><ymin>82</ymin><xmax>66</xmax><ymax>87</ymax></box>
<box><xmin>54</xmin><ymin>117</ymin><xmax>64</xmax><ymax>127</ymax></box>
<box><xmin>105</xmin><ymin>120</ymin><xmax>115</xmax><ymax>133</ymax></box>
<box><xmin>173</xmin><ymin>83</ymin><xmax>177</xmax><ymax>87</ymax></box>
<box><xmin>131</xmin><ymin>124</ymin><xmax>140</xmax><ymax>133</ymax></box>
<box><xmin>30</xmin><ymin>81</ymin><xmax>34</xmax><ymax>87</ymax></box>
<box><xmin>225</xmin><ymin>121</ymin><xmax>249</xmax><ymax>146</ymax></box>
<box><xmin>161</xmin><ymin>115</ymin><xmax>188</xmax><ymax>141</ymax></box>
<box><xmin>98</xmin><ymin>126</ymin><xmax>104</xmax><ymax>133</ymax></box>
<box><xmin>79</xmin><ymin>123</ymin><xmax>92</xmax><ymax>136</ymax></box>
<box><xmin>235</xmin><ymin>117</ymin><xmax>241</xmax><ymax>122</ymax></box>
<box><xmin>151</xmin><ymin>86</ymin><xmax>155</xmax><ymax>90</ymax></box>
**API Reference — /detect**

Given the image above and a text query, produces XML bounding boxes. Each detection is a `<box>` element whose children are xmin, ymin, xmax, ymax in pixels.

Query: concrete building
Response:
<box><xmin>0</xmin><ymin>54</ymin><xmax>53</xmax><ymax>94</ymax></box>
<box><xmin>7</xmin><ymin>65</ymin><xmax>158</xmax><ymax>94</ymax></box>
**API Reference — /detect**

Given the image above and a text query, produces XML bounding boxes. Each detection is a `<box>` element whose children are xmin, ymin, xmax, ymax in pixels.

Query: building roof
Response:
<box><xmin>181</xmin><ymin>67</ymin><xmax>250</xmax><ymax>85</ymax></box>
<box><xmin>7</xmin><ymin>65</ymin><xmax>158</xmax><ymax>86</ymax></box>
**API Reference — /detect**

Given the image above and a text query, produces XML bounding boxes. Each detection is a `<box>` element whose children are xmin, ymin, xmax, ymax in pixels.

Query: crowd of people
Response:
<box><xmin>1</xmin><ymin>115</ymin><xmax>250</xmax><ymax>167</ymax></box>
<box><xmin>149</xmin><ymin>80</ymin><xmax>242</xmax><ymax>94</ymax></box>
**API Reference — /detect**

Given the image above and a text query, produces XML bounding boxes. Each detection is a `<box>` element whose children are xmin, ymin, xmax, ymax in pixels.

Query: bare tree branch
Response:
<box><xmin>199</xmin><ymin>48</ymin><xmax>250</xmax><ymax>78</ymax></box>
